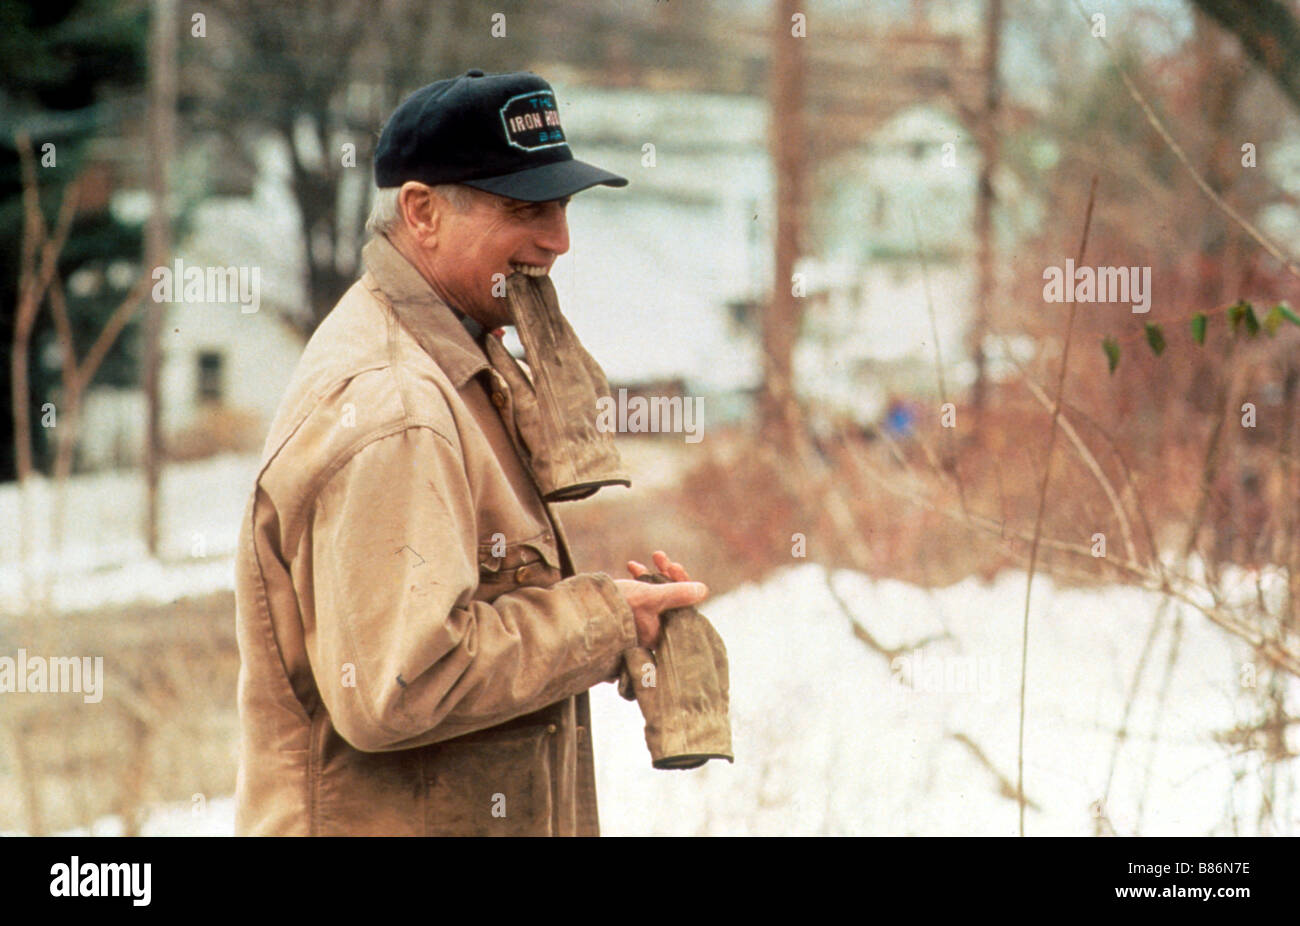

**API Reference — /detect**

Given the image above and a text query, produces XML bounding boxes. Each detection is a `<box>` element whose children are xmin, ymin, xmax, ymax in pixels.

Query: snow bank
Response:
<box><xmin>590</xmin><ymin>563</ymin><xmax>1291</xmax><ymax>836</ymax></box>
<box><xmin>0</xmin><ymin>454</ymin><xmax>257</xmax><ymax>615</ymax></box>
<box><xmin>1</xmin><ymin>796</ymin><xmax>235</xmax><ymax>838</ymax></box>
<box><xmin>54</xmin><ymin>563</ymin><xmax>1292</xmax><ymax>836</ymax></box>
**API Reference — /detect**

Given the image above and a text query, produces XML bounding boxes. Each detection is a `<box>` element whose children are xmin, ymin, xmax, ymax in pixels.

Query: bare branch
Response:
<box><xmin>1018</xmin><ymin>174</ymin><xmax>1099</xmax><ymax>836</ymax></box>
<box><xmin>73</xmin><ymin>272</ymin><xmax>153</xmax><ymax>396</ymax></box>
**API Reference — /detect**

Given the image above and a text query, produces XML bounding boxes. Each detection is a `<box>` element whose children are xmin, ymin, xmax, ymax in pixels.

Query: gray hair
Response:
<box><xmin>365</xmin><ymin>183</ymin><xmax>477</xmax><ymax>236</ymax></box>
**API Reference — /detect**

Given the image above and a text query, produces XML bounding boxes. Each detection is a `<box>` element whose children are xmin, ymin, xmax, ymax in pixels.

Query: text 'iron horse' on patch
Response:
<box><xmin>500</xmin><ymin>91</ymin><xmax>565</xmax><ymax>151</ymax></box>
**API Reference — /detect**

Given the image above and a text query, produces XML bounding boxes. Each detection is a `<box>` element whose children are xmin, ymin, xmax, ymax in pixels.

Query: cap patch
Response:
<box><xmin>500</xmin><ymin>90</ymin><xmax>566</xmax><ymax>152</ymax></box>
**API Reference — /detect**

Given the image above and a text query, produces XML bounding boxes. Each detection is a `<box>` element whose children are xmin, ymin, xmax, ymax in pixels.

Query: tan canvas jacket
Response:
<box><xmin>234</xmin><ymin>235</ymin><xmax>638</xmax><ymax>836</ymax></box>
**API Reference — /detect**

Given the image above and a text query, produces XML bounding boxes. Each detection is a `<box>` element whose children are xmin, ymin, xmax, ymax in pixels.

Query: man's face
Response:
<box><xmin>430</xmin><ymin>189</ymin><xmax>571</xmax><ymax>328</ymax></box>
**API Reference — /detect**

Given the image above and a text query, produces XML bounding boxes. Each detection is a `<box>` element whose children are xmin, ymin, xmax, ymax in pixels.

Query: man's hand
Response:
<box><xmin>612</xmin><ymin>551</ymin><xmax>709</xmax><ymax>649</ymax></box>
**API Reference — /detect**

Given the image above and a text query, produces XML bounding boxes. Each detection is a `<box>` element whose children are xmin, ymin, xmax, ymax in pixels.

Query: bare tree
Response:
<box><xmin>11</xmin><ymin>132</ymin><xmax>78</xmax><ymax>604</ymax></box>
<box><xmin>12</xmin><ymin>134</ymin><xmax>151</xmax><ymax>601</ymax></box>
<box><xmin>143</xmin><ymin>0</ymin><xmax>177</xmax><ymax>555</ymax></box>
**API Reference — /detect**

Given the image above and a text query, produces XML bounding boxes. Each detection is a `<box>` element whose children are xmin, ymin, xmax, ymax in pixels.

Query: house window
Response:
<box><xmin>197</xmin><ymin>351</ymin><xmax>224</xmax><ymax>403</ymax></box>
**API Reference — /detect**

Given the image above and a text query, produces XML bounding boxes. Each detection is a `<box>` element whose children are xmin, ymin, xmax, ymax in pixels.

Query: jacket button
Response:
<box><xmin>491</xmin><ymin>391</ymin><xmax>507</xmax><ymax>409</ymax></box>
<box><xmin>545</xmin><ymin>724</ymin><xmax>557</xmax><ymax>734</ymax></box>
<box><xmin>514</xmin><ymin>564</ymin><xmax>534</xmax><ymax>584</ymax></box>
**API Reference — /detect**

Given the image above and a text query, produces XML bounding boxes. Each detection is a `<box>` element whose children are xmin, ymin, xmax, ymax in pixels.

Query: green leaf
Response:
<box><xmin>1103</xmin><ymin>337</ymin><xmax>1120</xmax><ymax>374</ymax></box>
<box><xmin>1276</xmin><ymin>302</ymin><xmax>1300</xmax><ymax>328</ymax></box>
<box><xmin>1228</xmin><ymin>300</ymin><xmax>1250</xmax><ymax>334</ymax></box>
<box><xmin>1190</xmin><ymin>312</ymin><xmax>1207</xmax><ymax>345</ymax></box>
<box><xmin>1243</xmin><ymin>304</ymin><xmax>1260</xmax><ymax>337</ymax></box>
<box><xmin>1144</xmin><ymin>323</ymin><xmax>1166</xmax><ymax>356</ymax></box>
<box><xmin>1264</xmin><ymin>304</ymin><xmax>1285</xmax><ymax>336</ymax></box>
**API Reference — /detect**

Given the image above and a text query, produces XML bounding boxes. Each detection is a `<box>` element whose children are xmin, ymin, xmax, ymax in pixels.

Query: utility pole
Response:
<box><xmin>143</xmin><ymin>0</ymin><xmax>176</xmax><ymax>555</ymax></box>
<box><xmin>763</xmin><ymin>0</ymin><xmax>807</xmax><ymax>457</ymax></box>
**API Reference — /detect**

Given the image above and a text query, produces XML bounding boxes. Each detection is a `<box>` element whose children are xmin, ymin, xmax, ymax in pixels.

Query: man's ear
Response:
<box><xmin>398</xmin><ymin>181</ymin><xmax>441</xmax><ymax>247</ymax></box>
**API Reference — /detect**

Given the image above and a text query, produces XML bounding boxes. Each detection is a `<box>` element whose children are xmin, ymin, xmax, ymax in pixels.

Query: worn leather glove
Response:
<box><xmin>618</xmin><ymin>572</ymin><xmax>733</xmax><ymax>770</ymax></box>
<box><xmin>487</xmin><ymin>272</ymin><xmax>631</xmax><ymax>502</ymax></box>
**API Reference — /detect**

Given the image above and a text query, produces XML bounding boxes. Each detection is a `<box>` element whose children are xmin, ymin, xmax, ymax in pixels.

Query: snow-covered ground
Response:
<box><xmin>28</xmin><ymin>562</ymin><xmax>1294</xmax><ymax>837</ymax></box>
<box><xmin>19</xmin><ymin>797</ymin><xmax>238</xmax><ymax>838</ymax></box>
<box><xmin>593</xmin><ymin>563</ymin><xmax>1294</xmax><ymax>836</ymax></box>
<box><xmin>0</xmin><ymin>453</ymin><xmax>258</xmax><ymax>615</ymax></box>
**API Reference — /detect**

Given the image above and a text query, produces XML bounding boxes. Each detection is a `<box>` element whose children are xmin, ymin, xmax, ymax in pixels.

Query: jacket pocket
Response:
<box><xmin>477</xmin><ymin>530</ymin><xmax>563</xmax><ymax>593</ymax></box>
<box><xmin>422</xmin><ymin>722</ymin><xmax>557</xmax><ymax>836</ymax></box>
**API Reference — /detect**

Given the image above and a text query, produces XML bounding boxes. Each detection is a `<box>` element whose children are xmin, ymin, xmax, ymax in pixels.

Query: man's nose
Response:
<box><xmin>535</xmin><ymin>204</ymin><xmax>570</xmax><ymax>256</ymax></box>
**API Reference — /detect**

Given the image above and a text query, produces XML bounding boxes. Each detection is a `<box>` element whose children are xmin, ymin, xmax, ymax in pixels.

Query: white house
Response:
<box><xmin>80</xmin><ymin>139</ymin><xmax>308</xmax><ymax>470</ymax></box>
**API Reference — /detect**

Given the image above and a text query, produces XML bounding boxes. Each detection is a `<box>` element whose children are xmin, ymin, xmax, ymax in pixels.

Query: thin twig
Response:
<box><xmin>824</xmin><ymin>568</ymin><xmax>950</xmax><ymax>661</ymax></box>
<box><xmin>1018</xmin><ymin>175</ymin><xmax>1098</xmax><ymax>836</ymax></box>
<box><xmin>1135</xmin><ymin>605</ymin><xmax>1184</xmax><ymax>833</ymax></box>
<box><xmin>952</xmin><ymin>732</ymin><xmax>1042</xmax><ymax>812</ymax></box>
<box><xmin>911</xmin><ymin>206</ymin><xmax>971</xmax><ymax>518</ymax></box>
<box><xmin>1021</xmin><ymin>376</ymin><xmax>1139</xmax><ymax>566</ymax></box>
<box><xmin>1099</xmin><ymin>595</ymin><xmax>1174</xmax><ymax>830</ymax></box>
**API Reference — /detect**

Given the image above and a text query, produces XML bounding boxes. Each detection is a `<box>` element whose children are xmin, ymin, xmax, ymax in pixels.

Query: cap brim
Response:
<box><xmin>462</xmin><ymin>158</ymin><xmax>628</xmax><ymax>202</ymax></box>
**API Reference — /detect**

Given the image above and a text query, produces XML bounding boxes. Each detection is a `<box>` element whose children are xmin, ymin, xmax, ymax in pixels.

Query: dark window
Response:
<box><xmin>197</xmin><ymin>351</ymin><xmax>224</xmax><ymax>403</ymax></box>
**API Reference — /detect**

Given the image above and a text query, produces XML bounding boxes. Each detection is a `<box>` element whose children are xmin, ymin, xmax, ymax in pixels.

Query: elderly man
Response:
<box><xmin>234</xmin><ymin>70</ymin><xmax>708</xmax><ymax>836</ymax></box>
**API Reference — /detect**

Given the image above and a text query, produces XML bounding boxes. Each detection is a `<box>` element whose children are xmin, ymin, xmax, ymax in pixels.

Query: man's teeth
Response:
<box><xmin>510</xmin><ymin>263</ymin><xmax>548</xmax><ymax>277</ymax></box>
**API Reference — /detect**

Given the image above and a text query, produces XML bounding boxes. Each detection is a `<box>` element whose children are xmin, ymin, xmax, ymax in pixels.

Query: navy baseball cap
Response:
<box><xmin>374</xmin><ymin>69</ymin><xmax>628</xmax><ymax>202</ymax></box>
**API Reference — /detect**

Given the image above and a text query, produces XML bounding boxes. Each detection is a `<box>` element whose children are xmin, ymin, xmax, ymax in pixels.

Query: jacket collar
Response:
<box><xmin>361</xmin><ymin>234</ymin><xmax>490</xmax><ymax>388</ymax></box>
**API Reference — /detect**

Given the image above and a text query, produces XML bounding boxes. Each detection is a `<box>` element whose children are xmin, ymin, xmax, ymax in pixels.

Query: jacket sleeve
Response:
<box><xmin>300</xmin><ymin>424</ymin><xmax>639</xmax><ymax>752</ymax></box>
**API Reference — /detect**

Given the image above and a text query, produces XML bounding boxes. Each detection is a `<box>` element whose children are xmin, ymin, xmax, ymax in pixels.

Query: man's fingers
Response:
<box><xmin>662</xmin><ymin>558</ymin><xmax>688</xmax><ymax>581</ymax></box>
<box><xmin>654</xmin><ymin>581</ymin><xmax>709</xmax><ymax>611</ymax></box>
<box><xmin>651</xmin><ymin>550</ymin><xmax>690</xmax><ymax>582</ymax></box>
<box><xmin>627</xmin><ymin>559</ymin><xmax>648</xmax><ymax>578</ymax></box>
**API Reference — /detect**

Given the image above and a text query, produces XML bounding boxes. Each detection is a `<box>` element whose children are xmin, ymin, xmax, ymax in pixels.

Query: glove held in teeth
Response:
<box><xmin>491</xmin><ymin>272</ymin><xmax>630</xmax><ymax>502</ymax></box>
